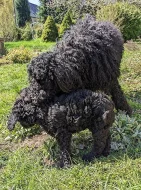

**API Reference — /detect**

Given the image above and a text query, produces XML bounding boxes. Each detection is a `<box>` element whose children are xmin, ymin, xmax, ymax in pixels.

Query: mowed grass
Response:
<box><xmin>1</xmin><ymin>148</ymin><xmax>141</xmax><ymax>190</ymax></box>
<box><xmin>0</xmin><ymin>42</ymin><xmax>141</xmax><ymax>189</ymax></box>
<box><xmin>5</xmin><ymin>39</ymin><xmax>56</xmax><ymax>52</ymax></box>
<box><xmin>0</xmin><ymin>64</ymin><xmax>28</xmax><ymax>140</ymax></box>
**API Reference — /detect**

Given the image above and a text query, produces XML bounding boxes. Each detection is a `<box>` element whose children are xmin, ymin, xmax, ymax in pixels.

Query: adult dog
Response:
<box><xmin>28</xmin><ymin>15</ymin><xmax>131</xmax><ymax>115</ymax></box>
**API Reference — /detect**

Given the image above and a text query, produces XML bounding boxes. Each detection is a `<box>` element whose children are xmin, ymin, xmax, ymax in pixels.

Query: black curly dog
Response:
<box><xmin>28</xmin><ymin>15</ymin><xmax>132</xmax><ymax>115</ymax></box>
<box><xmin>8</xmin><ymin>87</ymin><xmax>115</xmax><ymax>168</ymax></box>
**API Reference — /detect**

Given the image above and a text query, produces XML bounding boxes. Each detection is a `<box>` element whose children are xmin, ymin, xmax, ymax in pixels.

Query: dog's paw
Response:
<box><xmin>82</xmin><ymin>153</ymin><xmax>95</xmax><ymax>162</ymax></box>
<box><xmin>57</xmin><ymin>161</ymin><xmax>71</xmax><ymax>169</ymax></box>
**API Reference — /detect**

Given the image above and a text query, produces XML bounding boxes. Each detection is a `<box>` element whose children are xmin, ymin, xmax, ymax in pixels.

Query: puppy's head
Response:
<box><xmin>7</xmin><ymin>88</ymin><xmax>37</xmax><ymax>131</ymax></box>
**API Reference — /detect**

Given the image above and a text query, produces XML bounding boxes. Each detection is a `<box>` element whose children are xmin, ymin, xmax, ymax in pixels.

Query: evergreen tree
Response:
<box><xmin>59</xmin><ymin>11</ymin><xmax>73</xmax><ymax>37</ymax></box>
<box><xmin>41</xmin><ymin>16</ymin><xmax>58</xmax><ymax>42</ymax></box>
<box><xmin>38</xmin><ymin>0</ymin><xmax>67</xmax><ymax>24</ymax></box>
<box><xmin>15</xmin><ymin>0</ymin><xmax>31</xmax><ymax>27</ymax></box>
<box><xmin>53</xmin><ymin>4</ymin><xmax>67</xmax><ymax>24</ymax></box>
<box><xmin>38</xmin><ymin>0</ymin><xmax>53</xmax><ymax>23</ymax></box>
<box><xmin>22</xmin><ymin>23</ymin><xmax>33</xmax><ymax>41</ymax></box>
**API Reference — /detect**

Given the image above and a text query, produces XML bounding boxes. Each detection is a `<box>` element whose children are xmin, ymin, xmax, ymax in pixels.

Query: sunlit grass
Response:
<box><xmin>5</xmin><ymin>38</ymin><xmax>56</xmax><ymax>52</ymax></box>
<box><xmin>1</xmin><ymin>147</ymin><xmax>141</xmax><ymax>190</ymax></box>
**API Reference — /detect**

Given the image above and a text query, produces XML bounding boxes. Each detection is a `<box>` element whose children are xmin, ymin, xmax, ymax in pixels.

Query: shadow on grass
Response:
<box><xmin>0</xmin><ymin>132</ymin><xmax>141</xmax><ymax>171</ymax></box>
<box><xmin>42</xmin><ymin>133</ymin><xmax>141</xmax><ymax>169</ymax></box>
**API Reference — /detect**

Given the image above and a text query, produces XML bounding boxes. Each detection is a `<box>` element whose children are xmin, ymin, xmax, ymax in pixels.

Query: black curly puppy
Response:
<box><xmin>28</xmin><ymin>15</ymin><xmax>132</xmax><ymax>115</ymax></box>
<box><xmin>8</xmin><ymin>87</ymin><xmax>115</xmax><ymax>168</ymax></box>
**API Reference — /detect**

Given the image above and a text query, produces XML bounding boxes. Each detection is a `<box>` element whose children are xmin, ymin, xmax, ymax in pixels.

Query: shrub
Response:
<box><xmin>0</xmin><ymin>57</ymin><xmax>13</xmax><ymax>66</ymax></box>
<box><xmin>21</xmin><ymin>23</ymin><xmax>33</xmax><ymax>41</ymax></box>
<box><xmin>13</xmin><ymin>27</ymin><xmax>23</xmax><ymax>41</ymax></box>
<box><xmin>59</xmin><ymin>11</ymin><xmax>73</xmax><ymax>37</ymax></box>
<box><xmin>56</xmin><ymin>24</ymin><xmax>61</xmax><ymax>34</ymax></box>
<box><xmin>35</xmin><ymin>27</ymin><xmax>43</xmax><ymax>38</ymax></box>
<box><xmin>30</xmin><ymin>23</ymin><xmax>43</xmax><ymax>39</ymax></box>
<box><xmin>111</xmin><ymin>113</ymin><xmax>141</xmax><ymax>151</ymax></box>
<box><xmin>6</xmin><ymin>47</ymin><xmax>33</xmax><ymax>63</ymax></box>
<box><xmin>96</xmin><ymin>2</ymin><xmax>141</xmax><ymax>41</ymax></box>
<box><xmin>41</xmin><ymin>16</ymin><xmax>58</xmax><ymax>42</ymax></box>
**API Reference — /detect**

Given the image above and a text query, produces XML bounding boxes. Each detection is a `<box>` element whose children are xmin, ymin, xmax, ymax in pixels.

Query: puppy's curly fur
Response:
<box><xmin>28</xmin><ymin>15</ymin><xmax>132</xmax><ymax>115</ymax></box>
<box><xmin>8</xmin><ymin>87</ymin><xmax>115</xmax><ymax>167</ymax></box>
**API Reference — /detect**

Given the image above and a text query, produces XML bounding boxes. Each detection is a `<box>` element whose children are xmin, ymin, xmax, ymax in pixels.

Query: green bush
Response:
<box><xmin>59</xmin><ymin>11</ymin><xmax>73</xmax><ymax>37</ymax></box>
<box><xmin>111</xmin><ymin>113</ymin><xmax>141</xmax><ymax>151</ymax></box>
<box><xmin>21</xmin><ymin>23</ymin><xmax>33</xmax><ymax>41</ymax></box>
<box><xmin>41</xmin><ymin>16</ymin><xmax>58</xmax><ymax>42</ymax></box>
<box><xmin>6</xmin><ymin>47</ymin><xmax>33</xmax><ymax>63</ymax></box>
<box><xmin>35</xmin><ymin>27</ymin><xmax>43</xmax><ymax>38</ymax></box>
<box><xmin>96</xmin><ymin>2</ymin><xmax>141</xmax><ymax>41</ymax></box>
<box><xmin>0</xmin><ymin>57</ymin><xmax>13</xmax><ymax>65</ymax></box>
<box><xmin>13</xmin><ymin>27</ymin><xmax>23</xmax><ymax>41</ymax></box>
<box><xmin>56</xmin><ymin>24</ymin><xmax>61</xmax><ymax>34</ymax></box>
<box><xmin>31</xmin><ymin>23</ymin><xmax>43</xmax><ymax>39</ymax></box>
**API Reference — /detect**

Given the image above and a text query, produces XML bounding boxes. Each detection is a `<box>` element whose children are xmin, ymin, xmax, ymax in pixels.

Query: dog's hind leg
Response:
<box><xmin>101</xmin><ymin>131</ymin><xmax>111</xmax><ymax>157</ymax></box>
<box><xmin>110</xmin><ymin>80</ymin><xmax>132</xmax><ymax>116</ymax></box>
<box><xmin>56</xmin><ymin>130</ymin><xmax>72</xmax><ymax>168</ymax></box>
<box><xmin>82</xmin><ymin>128</ymin><xmax>110</xmax><ymax>162</ymax></box>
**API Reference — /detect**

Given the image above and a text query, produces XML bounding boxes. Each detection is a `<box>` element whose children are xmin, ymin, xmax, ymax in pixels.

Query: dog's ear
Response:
<box><xmin>102</xmin><ymin>109</ymin><xmax>115</xmax><ymax>126</ymax></box>
<box><xmin>102</xmin><ymin>111</ymin><xmax>110</xmax><ymax>125</ymax></box>
<box><xmin>7</xmin><ymin>113</ymin><xmax>18</xmax><ymax>131</ymax></box>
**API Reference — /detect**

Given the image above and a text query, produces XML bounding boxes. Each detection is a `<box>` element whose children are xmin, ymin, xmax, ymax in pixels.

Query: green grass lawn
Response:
<box><xmin>5</xmin><ymin>39</ymin><xmax>56</xmax><ymax>52</ymax></box>
<box><xmin>0</xmin><ymin>41</ymin><xmax>141</xmax><ymax>190</ymax></box>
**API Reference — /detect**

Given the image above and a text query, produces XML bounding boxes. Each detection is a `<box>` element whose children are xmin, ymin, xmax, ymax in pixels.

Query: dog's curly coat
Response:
<box><xmin>8</xmin><ymin>87</ymin><xmax>115</xmax><ymax>167</ymax></box>
<box><xmin>28</xmin><ymin>15</ymin><xmax>132</xmax><ymax>115</ymax></box>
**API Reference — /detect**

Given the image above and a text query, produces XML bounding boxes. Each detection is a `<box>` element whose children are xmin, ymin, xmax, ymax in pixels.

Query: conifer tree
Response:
<box><xmin>41</xmin><ymin>16</ymin><xmax>58</xmax><ymax>42</ymax></box>
<box><xmin>38</xmin><ymin>0</ymin><xmax>49</xmax><ymax>23</ymax></box>
<box><xmin>15</xmin><ymin>0</ymin><xmax>31</xmax><ymax>27</ymax></box>
<box><xmin>38</xmin><ymin>0</ymin><xmax>67</xmax><ymax>24</ymax></box>
<box><xmin>59</xmin><ymin>11</ymin><xmax>73</xmax><ymax>37</ymax></box>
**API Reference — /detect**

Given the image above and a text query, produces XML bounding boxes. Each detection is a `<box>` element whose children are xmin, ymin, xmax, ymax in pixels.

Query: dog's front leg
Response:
<box><xmin>56</xmin><ymin>130</ymin><xmax>72</xmax><ymax>168</ymax></box>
